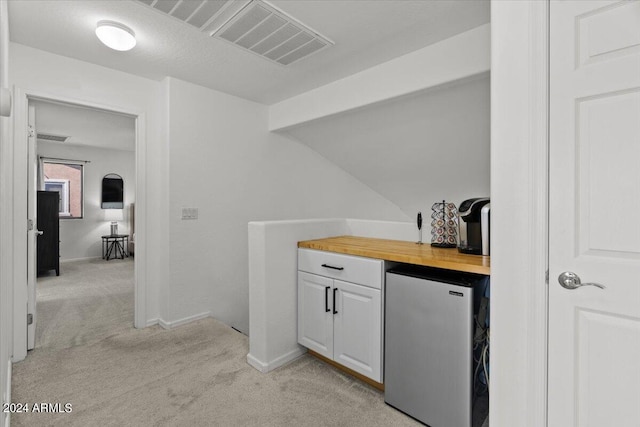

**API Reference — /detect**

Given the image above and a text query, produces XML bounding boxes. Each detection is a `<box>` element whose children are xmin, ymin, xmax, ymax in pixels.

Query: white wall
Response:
<box><xmin>166</xmin><ymin>77</ymin><xmax>409</xmax><ymax>333</ymax></box>
<box><xmin>491</xmin><ymin>2</ymin><xmax>549</xmax><ymax>426</ymax></box>
<box><xmin>247</xmin><ymin>218</ymin><xmax>414</xmax><ymax>373</ymax></box>
<box><xmin>0</xmin><ymin>1</ymin><xmax>12</xmax><ymax>425</ymax></box>
<box><xmin>9</xmin><ymin>42</ymin><xmax>166</xmax><ymax>329</ymax></box>
<box><xmin>284</xmin><ymin>74</ymin><xmax>491</xmax><ymax>217</ymax></box>
<box><xmin>248</xmin><ymin>219</ymin><xmax>348</xmax><ymax>372</ymax></box>
<box><xmin>8</xmin><ymin>44</ymin><xmax>410</xmax><ymax>340</ymax></box>
<box><xmin>37</xmin><ymin>142</ymin><xmax>135</xmax><ymax>261</ymax></box>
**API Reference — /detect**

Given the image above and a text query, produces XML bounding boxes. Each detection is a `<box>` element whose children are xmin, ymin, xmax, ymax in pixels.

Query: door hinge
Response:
<box><xmin>28</xmin><ymin>125</ymin><xmax>36</xmax><ymax>138</ymax></box>
<box><xmin>28</xmin><ymin>219</ymin><xmax>34</xmax><ymax>231</ymax></box>
<box><xmin>27</xmin><ymin>313</ymin><xmax>33</xmax><ymax>325</ymax></box>
<box><xmin>545</xmin><ymin>269</ymin><xmax>549</xmax><ymax>285</ymax></box>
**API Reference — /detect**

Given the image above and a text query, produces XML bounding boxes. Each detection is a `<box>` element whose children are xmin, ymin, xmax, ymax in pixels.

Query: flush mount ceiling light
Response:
<box><xmin>95</xmin><ymin>20</ymin><xmax>136</xmax><ymax>51</ymax></box>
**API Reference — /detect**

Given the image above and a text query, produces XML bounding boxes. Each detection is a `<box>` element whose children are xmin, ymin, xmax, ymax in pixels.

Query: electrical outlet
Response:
<box><xmin>181</xmin><ymin>207</ymin><xmax>198</xmax><ymax>220</ymax></box>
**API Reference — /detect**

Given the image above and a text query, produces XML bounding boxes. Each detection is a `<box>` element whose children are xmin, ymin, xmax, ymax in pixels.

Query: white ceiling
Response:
<box><xmin>33</xmin><ymin>99</ymin><xmax>136</xmax><ymax>151</ymax></box>
<box><xmin>8</xmin><ymin>0</ymin><xmax>490</xmax><ymax>105</ymax></box>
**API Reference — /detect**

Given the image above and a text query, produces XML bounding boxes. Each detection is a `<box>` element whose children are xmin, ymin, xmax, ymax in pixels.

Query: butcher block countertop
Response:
<box><xmin>298</xmin><ymin>236</ymin><xmax>490</xmax><ymax>275</ymax></box>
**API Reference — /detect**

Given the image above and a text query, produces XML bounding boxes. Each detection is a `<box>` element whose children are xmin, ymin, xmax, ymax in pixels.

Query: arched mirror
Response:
<box><xmin>102</xmin><ymin>173</ymin><xmax>124</xmax><ymax>209</ymax></box>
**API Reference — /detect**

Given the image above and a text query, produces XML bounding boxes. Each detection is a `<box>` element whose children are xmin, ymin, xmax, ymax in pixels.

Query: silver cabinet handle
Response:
<box><xmin>36</xmin><ymin>230</ymin><xmax>44</xmax><ymax>236</ymax></box>
<box><xmin>558</xmin><ymin>271</ymin><xmax>605</xmax><ymax>290</ymax></box>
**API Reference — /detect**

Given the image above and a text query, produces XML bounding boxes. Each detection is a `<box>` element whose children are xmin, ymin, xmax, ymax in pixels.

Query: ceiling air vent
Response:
<box><xmin>135</xmin><ymin>0</ymin><xmax>250</xmax><ymax>34</ymax></box>
<box><xmin>135</xmin><ymin>0</ymin><xmax>333</xmax><ymax>66</ymax></box>
<box><xmin>37</xmin><ymin>133</ymin><xmax>69</xmax><ymax>143</ymax></box>
<box><xmin>213</xmin><ymin>1</ymin><xmax>333</xmax><ymax>65</ymax></box>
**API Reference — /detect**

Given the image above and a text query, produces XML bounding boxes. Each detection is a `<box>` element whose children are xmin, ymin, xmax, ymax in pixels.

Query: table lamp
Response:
<box><xmin>104</xmin><ymin>209</ymin><xmax>123</xmax><ymax>236</ymax></box>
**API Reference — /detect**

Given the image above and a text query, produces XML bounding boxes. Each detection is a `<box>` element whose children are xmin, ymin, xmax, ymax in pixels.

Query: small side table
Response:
<box><xmin>102</xmin><ymin>234</ymin><xmax>129</xmax><ymax>261</ymax></box>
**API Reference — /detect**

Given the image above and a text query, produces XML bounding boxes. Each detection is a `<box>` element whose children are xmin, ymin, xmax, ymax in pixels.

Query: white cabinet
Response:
<box><xmin>332</xmin><ymin>279</ymin><xmax>381</xmax><ymax>379</ymax></box>
<box><xmin>298</xmin><ymin>272</ymin><xmax>333</xmax><ymax>359</ymax></box>
<box><xmin>297</xmin><ymin>249</ymin><xmax>383</xmax><ymax>383</ymax></box>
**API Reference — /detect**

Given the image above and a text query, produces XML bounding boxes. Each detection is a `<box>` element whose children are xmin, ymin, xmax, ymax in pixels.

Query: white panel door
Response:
<box><xmin>297</xmin><ymin>272</ymin><xmax>333</xmax><ymax>359</ymax></box>
<box><xmin>549</xmin><ymin>1</ymin><xmax>640</xmax><ymax>426</ymax></box>
<box><xmin>333</xmin><ymin>280</ymin><xmax>381</xmax><ymax>382</ymax></box>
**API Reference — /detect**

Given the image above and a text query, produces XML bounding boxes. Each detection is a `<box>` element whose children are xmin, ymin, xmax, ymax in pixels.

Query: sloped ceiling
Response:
<box><xmin>282</xmin><ymin>75</ymin><xmax>490</xmax><ymax>218</ymax></box>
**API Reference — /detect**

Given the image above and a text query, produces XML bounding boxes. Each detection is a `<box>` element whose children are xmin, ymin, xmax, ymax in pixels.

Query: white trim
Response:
<box><xmin>3</xmin><ymin>360</ymin><xmax>11</xmax><ymax>427</ymax></box>
<box><xmin>12</xmin><ymin>87</ymin><xmax>28</xmax><ymax>361</ymax></box>
<box><xmin>158</xmin><ymin>311</ymin><xmax>211</xmax><ymax>330</ymax></box>
<box><xmin>1</xmin><ymin>103</ymin><xmax>15</xmax><ymax>361</ymax></box>
<box><xmin>10</xmin><ymin>87</ymin><xmax>148</xmax><ymax>361</ymax></box>
<box><xmin>133</xmin><ymin>111</ymin><xmax>147</xmax><ymax>329</ymax></box>
<box><xmin>525</xmin><ymin>3</ymin><xmax>549</xmax><ymax>426</ymax></box>
<box><xmin>59</xmin><ymin>256</ymin><xmax>102</xmax><ymax>263</ymax></box>
<box><xmin>247</xmin><ymin>348</ymin><xmax>307</xmax><ymax>373</ymax></box>
<box><xmin>4</xmin><ymin>360</ymin><xmax>10</xmax><ymax>399</ymax></box>
<box><xmin>490</xmin><ymin>1</ymin><xmax>549</xmax><ymax>426</ymax></box>
<box><xmin>145</xmin><ymin>318</ymin><xmax>159</xmax><ymax>328</ymax></box>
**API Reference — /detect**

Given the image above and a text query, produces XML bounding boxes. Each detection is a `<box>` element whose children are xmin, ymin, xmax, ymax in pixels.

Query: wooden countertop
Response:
<box><xmin>298</xmin><ymin>236</ymin><xmax>490</xmax><ymax>275</ymax></box>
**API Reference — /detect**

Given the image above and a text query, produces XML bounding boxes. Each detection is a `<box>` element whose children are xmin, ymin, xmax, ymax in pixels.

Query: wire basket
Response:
<box><xmin>431</xmin><ymin>200</ymin><xmax>458</xmax><ymax>248</ymax></box>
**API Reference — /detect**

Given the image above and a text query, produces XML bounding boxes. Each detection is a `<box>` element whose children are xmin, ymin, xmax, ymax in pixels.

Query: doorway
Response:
<box><xmin>11</xmin><ymin>88</ymin><xmax>148</xmax><ymax>362</ymax></box>
<box><xmin>29</xmin><ymin>98</ymin><xmax>136</xmax><ymax>350</ymax></box>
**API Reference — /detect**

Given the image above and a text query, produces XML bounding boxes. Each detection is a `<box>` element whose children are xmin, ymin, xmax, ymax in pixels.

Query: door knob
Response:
<box><xmin>558</xmin><ymin>271</ymin><xmax>605</xmax><ymax>290</ymax></box>
<box><xmin>35</xmin><ymin>230</ymin><xmax>44</xmax><ymax>236</ymax></box>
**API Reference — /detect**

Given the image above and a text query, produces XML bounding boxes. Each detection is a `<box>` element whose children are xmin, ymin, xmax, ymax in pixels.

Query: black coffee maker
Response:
<box><xmin>458</xmin><ymin>198</ymin><xmax>490</xmax><ymax>255</ymax></box>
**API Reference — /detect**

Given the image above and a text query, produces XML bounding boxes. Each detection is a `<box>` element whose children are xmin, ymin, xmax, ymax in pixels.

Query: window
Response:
<box><xmin>44</xmin><ymin>179</ymin><xmax>70</xmax><ymax>215</ymax></box>
<box><xmin>43</xmin><ymin>161</ymin><xmax>83</xmax><ymax>218</ymax></box>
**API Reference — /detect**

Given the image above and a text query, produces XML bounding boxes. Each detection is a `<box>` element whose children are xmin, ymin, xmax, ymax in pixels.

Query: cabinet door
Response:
<box><xmin>297</xmin><ymin>272</ymin><xmax>333</xmax><ymax>359</ymax></box>
<box><xmin>333</xmin><ymin>280</ymin><xmax>382</xmax><ymax>382</ymax></box>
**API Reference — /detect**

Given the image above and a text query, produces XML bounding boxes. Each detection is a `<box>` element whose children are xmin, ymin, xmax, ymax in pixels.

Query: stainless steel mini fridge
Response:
<box><xmin>385</xmin><ymin>265</ymin><xmax>476</xmax><ymax>427</ymax></box>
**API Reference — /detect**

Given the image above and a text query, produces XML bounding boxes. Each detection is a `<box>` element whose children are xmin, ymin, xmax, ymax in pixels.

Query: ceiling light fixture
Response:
<box><xmin>95</xmin><ymin>20</ymin><xmax>136</xmax><ymax>51</ymax></box>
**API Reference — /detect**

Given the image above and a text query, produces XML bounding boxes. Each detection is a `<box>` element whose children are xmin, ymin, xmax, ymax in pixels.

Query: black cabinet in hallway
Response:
<box><xmin>37</xmin><ymin>190</ymin><xmax>60</xmax><ymax>276</ymax></box>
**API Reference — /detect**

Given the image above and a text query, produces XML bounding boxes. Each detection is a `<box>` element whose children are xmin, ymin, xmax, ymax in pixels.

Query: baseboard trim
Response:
<box><xmin>145</xmin><ymin>318</ymin><xmax>159</xmax><ymax>327</ymax></box>
<box><xmin>5</xmin><ymin>360</ymin><xmax>10</xmax><ymax>400</ymax></box>
<box><xmin>4</xmin><ymin>360</ymin><xmax>11</xmax><ymax>427</ymax></box>
<box><xmin>158</xmin><ymin>312</ymin><xmax>211</xmax><ymax>330</ymax></box>
<box><xmin>60</xmin><ymin>256</ymin><xmax>103</xmax><ymax>263</ymax></box>
<box><xmin>247</xmin><ymin>347</ymin><xmax>307</xmax><ymax>373</ymax></box>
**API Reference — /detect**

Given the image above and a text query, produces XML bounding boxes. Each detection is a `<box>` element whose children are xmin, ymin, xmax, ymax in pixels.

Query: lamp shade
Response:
<box><xmin>104</xmin><ymin>209</ymin><xmax>124</xmax><ymax>222</ymax></box>
<box><xmin>96</xmin><ymin>20</ymin><xmax>136</xmax><ymax>51</ymax></box>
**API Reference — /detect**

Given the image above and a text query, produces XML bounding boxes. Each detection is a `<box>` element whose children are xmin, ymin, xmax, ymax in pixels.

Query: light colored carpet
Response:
<box><xmin>12</xmin><ymin>259</ymin><xmax>420</xmax><ymax>426</ymax></box>
<box><xmin>35</xmin><ymin>257</ymin><xmax>134</xmax><ymax>350</ymax></box>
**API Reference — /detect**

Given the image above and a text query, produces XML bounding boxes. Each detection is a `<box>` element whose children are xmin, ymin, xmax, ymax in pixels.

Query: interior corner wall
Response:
<box><xmin>166</xmin><ymin>77</ymin><xmax>408</xmax><ymax>333</ymax></box>
<box><xmin>8</xmin><ymin>42</ymin><xmax>166</xmax><ymax>324</ymax></box>
<box><xmin>37</xmin><ymin>142</ymin><xmax>135</xmax><ymax>261</ymax></box>
<box><xmin>157</xmin><ymin>77</ymin><xmax>171</xmax><ymax>325</ymax></box>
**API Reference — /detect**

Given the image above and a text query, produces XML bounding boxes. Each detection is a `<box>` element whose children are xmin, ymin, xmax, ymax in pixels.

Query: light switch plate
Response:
<box><xmin>181</xmin><ymin>207</ymin><xmax>198</xmax><ymax>220</ymax></box>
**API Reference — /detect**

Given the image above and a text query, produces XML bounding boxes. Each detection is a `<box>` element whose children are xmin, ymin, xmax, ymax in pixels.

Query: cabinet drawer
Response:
<box><xmin>298</xmin><ymin>248</ymin><xmax>383</xmax><ymax>289</ymax></box>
